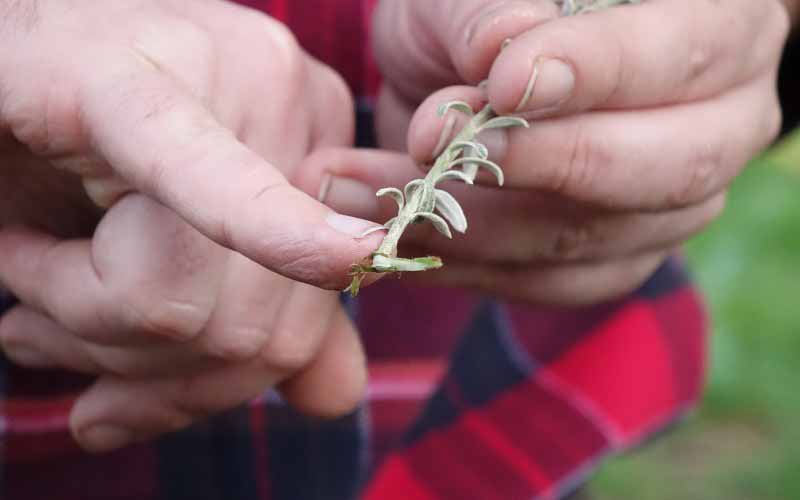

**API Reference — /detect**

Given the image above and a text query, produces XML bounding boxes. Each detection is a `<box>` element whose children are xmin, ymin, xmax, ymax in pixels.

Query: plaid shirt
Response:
<box><xmin>0</xmin><ymin>1</ymin><xmax>707</xmax><ymax>499</ymax></box>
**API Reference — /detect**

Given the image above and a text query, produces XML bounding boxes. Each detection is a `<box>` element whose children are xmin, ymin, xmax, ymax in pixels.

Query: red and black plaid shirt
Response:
<box><xmin>0</xmin><ymin>1</ymin><xmax>707</xmax><ymax>499</ymax></box>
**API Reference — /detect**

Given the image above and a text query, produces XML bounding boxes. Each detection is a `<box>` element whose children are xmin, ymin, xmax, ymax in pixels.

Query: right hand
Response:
<box><xmin>0</xmin><ymin>0</ymin><xmax>383</xmax><ymax>290</ymax></box>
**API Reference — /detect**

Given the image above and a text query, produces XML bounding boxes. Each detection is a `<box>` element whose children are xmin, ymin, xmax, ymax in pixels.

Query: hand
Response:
<box><xmin>0</xmin><ymin>0</ymin><xmax>383</xmax><ymax>290</ymax></box>
<box><xmin>0</xmin><ymin>0</ymin><xmax>372</xmax><ymax>452</ymax></box>
<box><xmin>296</xmin><ymin>0</ymin><xmax>788</xmax><ymax>305</ymax></box>
<box><xmin>0</xmin><ymin>205</ymin><xmax>367</xmax><ymax>453</ymax></box>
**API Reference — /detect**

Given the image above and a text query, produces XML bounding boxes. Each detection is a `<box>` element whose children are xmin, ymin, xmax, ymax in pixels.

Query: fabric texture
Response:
<box><xmin>0</xmin><ymin>1</ymin><xmax>707</xmax><ymax>499</ymax></box>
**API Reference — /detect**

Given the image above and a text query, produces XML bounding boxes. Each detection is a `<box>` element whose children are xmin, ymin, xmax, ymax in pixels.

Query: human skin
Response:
<box><xmin>297</xmin><ymin>0</ymin><xmax>792</xmax><ymax>305</ymax></box>
<box><xmin>0</xmin><ymin>0</ymin><xmax>796</xmax><ymax>453</ymax></box>
<box><xmin>0</xmin><ymin>0</ymin><xmax>381</xmax><ymax>452</ymax></box>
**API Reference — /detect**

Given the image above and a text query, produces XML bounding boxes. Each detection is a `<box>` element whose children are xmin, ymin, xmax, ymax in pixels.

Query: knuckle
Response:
<box><xmin>547</xmin><ymin>218</ymin><xmax>594</xmax><ymax>261</ymax></box>
<box><xmin>202</xmin><ymin>326</ymin><xmax>268</xmax><ymax>362</ymax></box>
<box><xmin>120</xmin><ymin>295</ymin><xmax>210</xmax><ymax>342</ymax></box>
<box><xmin>241</xmin><ymin>13</ymin><xmax>303</xmax><ymax>76</ymax></box>
<box><xmin>557</xmin><ymin>124</ymin><xmax>604</xmax><ymax>199</ymax></box>
<box><xmin>260</xmin><ymin>328</ymin><xmax>316</xmax><ymax>374</ymax></box>
<box><xmin>669</xmin><ymin>143</ymin><xmax>723</xmax><ymax>207</ymax></box>
<box><xmin>686</xmin><ymin>42</ymin><xmax>714</xmax><ymax>84</ymax></box>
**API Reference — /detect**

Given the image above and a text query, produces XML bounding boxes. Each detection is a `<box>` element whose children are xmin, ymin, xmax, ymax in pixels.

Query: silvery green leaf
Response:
<box><xmin>434</xmin><ymin>189</ymin><xmax>468</xmax><ymax>233</ymax></box>
<box><xmin>478</xmin><ymin>116</ymin><xmax>530</xmax><ymax>132</ymax></box>
<box><xmin>448</xmin><ymin>158</ymin><xmax>505</xmax><ymax>186</ymax></box>
<box><xmin>358</xmin><ymin>225</ymin><xmax>388</xmax><ymax>238</ymax></box>
<box><xmin>372</xmin><ymin>254</ymin><xmax>443</xmax><ymax>272</ymax></box>
<box><xmin>376</xmin><ymin>187</ymin><xmax>404</xmax><ymax>210</ymax></box>
<box><xmin>404</xmin><ymin>179</ymin><xmax>425</xmax><ymax>201</ymax></box>
<box><xmin>462</xmin><ymin>163</ymin><xmax>479</xmax><ymax>180</ymax></box>
<box><xmin>447</xmin><ymin>141</ymin><xmax>488</xmax><ymax>159</ymax></box>
<box><xmin>437</xmin><ymin>101</ymin><xmax>475</xmax><ymax>118</ymax></box>
<box><xmin>384</xmin><ymin>217</ymin><xmax>397</xmax><ymax>229</ymax></box>
<box><xmin>435</xmin><ymin>170</ymin><xmax>475</xmax><ymax>185</ymax></box>
<box><xmin>416</xmin><ymin>212</ymin><xmax>452</xmax><ymax>239</ymax></box>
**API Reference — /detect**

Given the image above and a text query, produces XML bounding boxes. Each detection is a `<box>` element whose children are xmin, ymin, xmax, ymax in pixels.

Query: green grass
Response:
<box><xmin>591</xmin><ymin>142</ymin><xmax>800</xmax><ymax>500</ymax></box>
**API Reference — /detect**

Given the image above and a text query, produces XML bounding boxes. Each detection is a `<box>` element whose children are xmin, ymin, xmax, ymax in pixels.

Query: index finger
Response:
<box><xmin>80</xmin><ymin>63</ymin><xmax>381</xmax><ymax>290</ymax></box>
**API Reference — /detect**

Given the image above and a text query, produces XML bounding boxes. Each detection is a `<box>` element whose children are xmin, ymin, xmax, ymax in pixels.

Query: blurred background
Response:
<box><xmin>588</xmin><ymin>42</ymin><xmax>800</xmax><ymax>499</ymax></box>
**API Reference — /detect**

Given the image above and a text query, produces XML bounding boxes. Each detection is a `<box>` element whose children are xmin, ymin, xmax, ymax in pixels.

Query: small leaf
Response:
<box><xmin>437</xmin><ymin>101</ymin><xmax>475</xmax><ymax>118</ymax></box>
<box><xmin>372</xmin><ymin>254</ymin><xmax>443</xmax><ymax>272</ymax></box>
<box><xmin>358</xmin><ymin>225</ymin><xmax>388</xmax><ymax>239</ymax></box>
<box><xmin>345</xmin><ymin>275</ymin><xmax>363</xmax><ymax>296</ymax></box>
<box><xmin>435</xmin><ymin>170</ymin><xmax>475</xmax><ymax>185</ymax></box>
<box><xmin>447</xmin><ymin>158</ymin><xmax>505</xmax><ymax>186</ymax></box>
<box><xmin>404</xmin><ymin>179</ymin><xmax>425</xmax><ymax>201</ymax></box>
<box><xmin>461</xmin><ymin>163</ymin><xmax>479</xmax><ymax>181</ymax></box>
<box><xmin>434</xmin><ymin>189</ymin><xmax>468</xmax><ymax>233</ymax></box>
<box><xmin>447</xmin><ymin>141</ymin><xmax>488</xmax><ymax>159</ymax></box>
<box><xmin>478</xmin><ymin>116</ymin><xmax>530</xmax><ymax>132</ymax></box>
<box><xmin>416</xmin><ymin>212</ymin><xmax>453</xmax><ymax>239</ymax></box>
<box><xmin>376</xmin><ymin>187</ymin><xmax>404</xmax><ymax>210</ymax></box>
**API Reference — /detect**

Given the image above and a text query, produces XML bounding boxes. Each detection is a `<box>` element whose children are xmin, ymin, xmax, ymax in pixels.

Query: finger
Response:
<box><xmin>0</xmin><ymin>306</ymin><xmax>94</xmax><ymax>371</ymax></box>
<box><xmin>70</xmin><ymin>360</ymin><xmax>285</xmax><ymax>453</ymax></box>
<box><xmin>406</xmin><ymin>250</ymin><xmax>671</xmax><ymax>306</ymax></box>
<box><xmin>296</xmin><ymin>147</ymin><xmax>725</xmax><ymax>263</ymax></box>
<box><xmin>278</xmin><ymin>306</ymin><xmax>367</xmax><ymax>418</ymax></box>
<box><xmin>0</xmin><ymin>305</ymin><xmax>201</xmax><ymax>377</ymax></box>
<box><xmin>409</xmin><ymin>78</ymin><xmax>781</xmax><ymax>210</ymax></box>
<box><xmin>257</xmin><ymin>283</ymin><xmax>340</xmax><ymax>375</ymax></box>
<box><xmin>489</xmin><ymin>0</ymin><xmax>789</xmax><ymax>117</ymax></box>
<box><xmin>79</xmin><ymin>62</ymin><xmax>382</xmax><ymax>289</ymax></box>
<box><xmin>194</xmin><ymin>254</ymin><xmax>286</xmax><ymax>361</ymax></box>
<box><xmin>0</xmin><ymin>227</ymin><xmax>118</xmax><ymax>343</ymax></box>
<box><xmin>0</xmin><ymin>213</ymin><xmax>219</xmax><ymax>346</ymax></box>
<box><xmin>196</xmin><ymin>265</ymin><xmax>339</xmax><ymax>364</ymax></box>
<box><xmin>70</xmin><ymin>285</ymin><xmax>343</xmax><ymax>452</ymax></box>
<box><xmin>373</xmin><ymin>0</ymin><xmax>560</xmax><ymax>101</ymax></box>
<box><xmin>306</xmin><ymin>58</ymin><xmax>355</xmax><ymax>150</ymax></box>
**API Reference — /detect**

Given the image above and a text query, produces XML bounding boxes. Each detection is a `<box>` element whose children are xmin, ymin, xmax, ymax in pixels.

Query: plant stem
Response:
<box><xmin>374</xmin><ymin>104</ymin><xmax>496</xmax><ymax>256</ymax></box>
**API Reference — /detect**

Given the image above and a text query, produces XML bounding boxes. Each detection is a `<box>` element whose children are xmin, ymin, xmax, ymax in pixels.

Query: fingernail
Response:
<box><xmin>326</xmin><ymin>213</ymin><xmax>382</xmax><ymax>239</ymax></box>
<box><xmin>8</xmin><ymin>346</ymin><xmax>53</xmax><ymax>367</ymax></box>
<box><xmin>317</xmin><ymin>173</ymin><xmax>333</xmax><ymax>202</ymax></box>
<box><xmin>320</xmin><ymin>176</ymin><xmax>379</xmax><ymax>221</ymax></box>
<box><xmin>514</xmin><ymin>57</ymin><xmax>575</xmax><ymax>115</ymax></box>
<box><xmin>467</xmin><ymin>1</ymin><xmax>547</xmax><ymax>47</ymax></box>
<box><xmin>476</xmin><ymin>128</ymin><xmax>509</xmax><ymax>163</ymax></box>
<box><xmin>80</xmin><ymin>424</ymin><xmax>135</xmax><ymax>452</ymax></box>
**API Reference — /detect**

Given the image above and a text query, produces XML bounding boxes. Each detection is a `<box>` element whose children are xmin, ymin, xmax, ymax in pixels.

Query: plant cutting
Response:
<box><xmin>346</xmin><ymin>0</ymin><xmax>643</xmax><ymax>295</ymax></box>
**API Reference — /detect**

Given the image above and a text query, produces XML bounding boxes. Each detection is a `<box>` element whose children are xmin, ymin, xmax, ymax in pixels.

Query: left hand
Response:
<box><xmin>295</xmin><ymin>0</ymin><xmax>788</xmax><ymax>305</ymax></box>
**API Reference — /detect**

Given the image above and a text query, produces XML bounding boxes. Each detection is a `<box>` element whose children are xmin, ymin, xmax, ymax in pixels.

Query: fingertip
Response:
<box><xmin>488</xmin><ymin>39</ymin><xmax>576</xmax><ymax>117</ymax></box>
<box><xmin>407</xmin><ymin>87</ymin><xmax>487</xmax><ymax>164</ymax></box>
<box><xmin>456</xmin><ymin>0</ymin><xmax>559</xmax><ymax>83</ymax></box>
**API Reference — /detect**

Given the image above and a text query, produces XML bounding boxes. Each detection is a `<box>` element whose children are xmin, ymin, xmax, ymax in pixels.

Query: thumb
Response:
<box><xmin>372</xmin><ymin>0</ymin><xmax>558</xmax><ymax>102</ymax></box>
<box><xmin>80</xmin><ymin>65</ymin><xmax>382</xmax><ymax>290</ymax></box>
